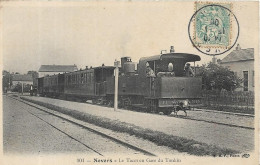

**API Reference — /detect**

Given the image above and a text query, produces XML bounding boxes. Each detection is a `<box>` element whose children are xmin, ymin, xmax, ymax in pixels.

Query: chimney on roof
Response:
<box><xmin>217</xmin><ymin>59</ymin><xmax>222</xmax><ymax>64</ymax></box>
<box><xmin>212</xmin><ymin>55</ymin><xmax>217</xmax><ymax>64</ymax></box>
<box><xmin>86</xmin><ymin>66</ymin><xmax>88</xmax><ymax>70</ymax></box>
<box><xmin>236</xmin><ymin>44</ymin><xmax>241</xmax><ymax>50</ymax></box>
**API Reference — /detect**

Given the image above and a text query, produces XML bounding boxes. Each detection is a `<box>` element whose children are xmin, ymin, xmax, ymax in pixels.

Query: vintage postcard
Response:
<box><xmin>0</xmin><ymin>1</ymin><xmax>259</xmax><ymax>165</ymax></box>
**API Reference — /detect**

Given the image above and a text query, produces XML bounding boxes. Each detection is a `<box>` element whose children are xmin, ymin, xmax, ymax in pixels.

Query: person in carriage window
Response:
<box><xmin>184</xmin><ymin>63</ymin><xmax>194</xmax><ymax>77</ymax></box>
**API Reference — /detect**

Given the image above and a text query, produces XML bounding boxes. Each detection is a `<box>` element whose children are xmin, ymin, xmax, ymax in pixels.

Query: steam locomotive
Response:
<box><xmin>37</xmin><ymin>49</ymin><xmax>202</xmax><ymax>115</ymax></box>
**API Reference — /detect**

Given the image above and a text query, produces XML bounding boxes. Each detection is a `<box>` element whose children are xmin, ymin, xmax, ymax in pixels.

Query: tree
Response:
<box><xmin>12</xmin><ymin>83</ymin><xmax>31</xmax><ymax>93</ymax></box>
<box><xmin>27</xmin><ymin>71</ymin><xmax>39</xmax><ymax>77</ymax></box>
<box><xmin>27</xmin><ymin>70</ymin><xmax>39</xmax><ymax>86</ymax></box>
<box><xmin>197</xmin><ymin>62</ymin><xmax>243</xmax><ymax>91</ymax></box>
<box><xmin>2</xmin><ymin>70</ymin><xmax>12</xmax><ymax>92</ymax></box>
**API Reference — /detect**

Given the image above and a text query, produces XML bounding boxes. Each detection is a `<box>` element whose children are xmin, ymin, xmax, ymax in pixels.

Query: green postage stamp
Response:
<box><xmin>189</xmin><ymin>2</ymin><xmax>239</xmax><ymax>55</ymax></box>
<box><xmin>194</xmin><ymin>3</ymin><xmax>232</xmax><ymax>47</ymax></box>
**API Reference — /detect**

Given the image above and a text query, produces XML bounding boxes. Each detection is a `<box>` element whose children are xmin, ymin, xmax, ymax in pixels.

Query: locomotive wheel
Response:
<box><xmin>162</xmin><ymin>109</ymin><xmax>172</xmax><ymax>115</ymax></box>
<box><xmin>144</xmin><ymin>99</ymin><xmax>157</xmax><ymax>113</ymax></box>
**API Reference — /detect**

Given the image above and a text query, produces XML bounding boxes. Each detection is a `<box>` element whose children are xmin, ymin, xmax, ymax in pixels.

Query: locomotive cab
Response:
<box><xmin>138</xmin><ymin>53</ymin><xmax>202</xmax><ymax>114</ymax></box>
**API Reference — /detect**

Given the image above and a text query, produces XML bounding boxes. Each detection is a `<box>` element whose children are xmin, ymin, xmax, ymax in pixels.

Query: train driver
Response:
<box><xmin>146</xmin><ymin>62</ymin><xmax>156</xmax><ymax>77</ymax></box>
<box><xmin>184</xmin><ymin>63</ymin><xmax>195</xmax><ymax>77</ymax></box>
<box><xmin>168</xmin><ymin>62</ymin><xmax>175</xmax><ymax>76</ymax></box>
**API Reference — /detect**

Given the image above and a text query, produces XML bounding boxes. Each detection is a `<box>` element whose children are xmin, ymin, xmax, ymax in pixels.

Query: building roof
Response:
<box><xmin>39</xmin><ymin>65</ymin><xmax>78</xmax><ymax>72</ymax></box>
<box><xmin>12</xmin><ymin>74</ymin><xmax>33</xmax><ymax>82</ymax></box>
<box><xmin>221</xmin><ymin>48</ymin><xmax>254</xmax><ymax>63</ymax></box>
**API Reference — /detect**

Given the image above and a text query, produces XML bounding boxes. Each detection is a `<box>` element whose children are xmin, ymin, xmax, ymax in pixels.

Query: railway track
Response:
<box><xmin>17</xmin><ymin>95</ymin><xmax>254</xmax><ymax>130</ymax></box>
<box><xmin>81</xmin><ymin>99</ymin><xmax>254</xmax><ymax>130</ymax></box>
<box><xmin>9</xmin><ymin>95</ymin><xmax>157</xmax><ymax>156</ymax></box>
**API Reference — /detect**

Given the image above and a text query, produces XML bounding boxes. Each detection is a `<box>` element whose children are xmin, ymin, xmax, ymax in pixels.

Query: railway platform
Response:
<box><xmin>20</xmin><ymin>95</ymin><xmax>254</xmax><ymax>152</ymax></box>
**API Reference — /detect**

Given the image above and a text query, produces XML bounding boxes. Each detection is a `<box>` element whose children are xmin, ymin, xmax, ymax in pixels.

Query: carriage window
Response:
<box><xmin>81</xmin><ymin>73</ymin><xmax>84</xmax><ymax>84</ymax></box>
<box><xmin>68</xmin><ymin>75</ymin><xmax>71</xmax><ymax>85</ymax></box>
<box><xmin>90</xmin><ymin>72</ymin><xmax>93</xmax><ymax>83</ymax></box>
<box><xmin>89</xmin><ymin>73</ymin><xmax>92</xmax><ymax>83</ymax></box>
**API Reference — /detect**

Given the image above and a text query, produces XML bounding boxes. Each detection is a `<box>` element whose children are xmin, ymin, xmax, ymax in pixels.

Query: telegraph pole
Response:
<box><xmin>8</xmin><ymin>71</ymin><xmax>11</xmax><ymax>91</ymax></box>
<box><xmin>21</xmin><ymin>82</ymin><xmax>24</xmax><ymax>95</ymax></box>
<box><xmin>114</xmin><ymin>60</ymin><xmax>120</xmax><ymax>111</ymax></box>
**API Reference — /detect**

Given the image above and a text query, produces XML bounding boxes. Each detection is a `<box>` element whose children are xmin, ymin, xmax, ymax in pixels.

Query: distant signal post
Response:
<box><xmin>114</xmin><ymin>60</ymin><xmax>120</xmax><ymax>111</ymax></box>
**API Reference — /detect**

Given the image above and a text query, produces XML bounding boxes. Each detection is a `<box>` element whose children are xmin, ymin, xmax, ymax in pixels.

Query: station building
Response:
<box><xmin>12</xmin><ymin>74</ymin><xmax>33</xmax><ymax>86</ymax></box>
<box><xmin>220</xmin><ymin>44</ymin><xmax>254</xmax><ymax>92</ymax></box>
<box><xmin>38</xmin><ymin>64</ymin><xmax>78</xmax><ymax>78</ymax></box>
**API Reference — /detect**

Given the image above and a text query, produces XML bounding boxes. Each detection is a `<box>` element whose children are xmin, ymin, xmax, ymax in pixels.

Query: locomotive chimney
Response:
<box><xmin>236</xmin><ymin>44</ymin><xmax>241</xmax><ymax>50</ymax></box>
<box><xmin>170</xmin><ymin>46</ymin><xmax>175</xmax><ymax>53</ymax></box>
<box><xmin>121</xmin><ymin>57</ymin><xmax>130</xmax><ymax>71</ymax></box>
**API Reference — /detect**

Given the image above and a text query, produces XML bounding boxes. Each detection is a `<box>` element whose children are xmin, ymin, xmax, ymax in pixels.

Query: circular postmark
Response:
<box><xmin>188</xmin><ymin>3</ymin><xmax>239</xmax><ymax>56</ymax></box>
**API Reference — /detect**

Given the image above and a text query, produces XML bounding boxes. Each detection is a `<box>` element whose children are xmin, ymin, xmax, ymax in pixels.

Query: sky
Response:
<box><xmin>1</xmin><ymin>1</ymin><xmax>259</xmax><ymax>74</ymax></box>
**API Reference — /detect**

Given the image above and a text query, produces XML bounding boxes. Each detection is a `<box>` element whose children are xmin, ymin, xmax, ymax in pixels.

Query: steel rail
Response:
<box><xmin>9</xmin><ymin>96</ymin><xmax>157</xmax><ymax>157</ymax></box>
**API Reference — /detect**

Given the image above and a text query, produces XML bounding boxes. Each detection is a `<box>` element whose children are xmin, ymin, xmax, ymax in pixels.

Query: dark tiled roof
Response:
<box><xmin>12</xmin><ymin>74</ymin><xmax>33</xmax><ymax>82</ymax></box>
<box><xmin>221</xmin><ymin>48</ymin><xmax>254</xmax><ymax>63</ymax></box>
<box><xmin>39</xmin><ymin>65</ymin><xmax>78</xmax><ymax>72</ymax></box>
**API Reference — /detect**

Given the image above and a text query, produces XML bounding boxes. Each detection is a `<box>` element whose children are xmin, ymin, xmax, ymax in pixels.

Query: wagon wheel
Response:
<box><xmin>146</xmin><ymin>106</ymin><xmax>152</xmax><ymax>113</ymax></box>
<box><xmin>124</xmin><ymin>97</ymin><xmax>132</xmax><ymax>108</ymax></box>
<box><xmin>92</xmin><ymin>98</ymin><xmax>98</xmax><ymax>104</ymax></box>
<box><xmin>107</xmin><ymin>100</ymin><xmax>113</xmax><ymax>107</ymax></box>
